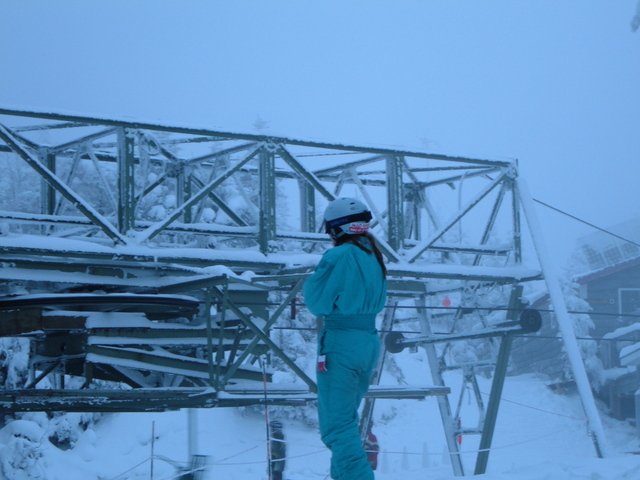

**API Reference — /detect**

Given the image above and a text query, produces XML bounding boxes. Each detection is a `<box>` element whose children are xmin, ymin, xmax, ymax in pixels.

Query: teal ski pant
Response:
<box><xmin>317</xmin><ymin>327</ymin><xmax>380</xmax><ymax>480</ymax></box>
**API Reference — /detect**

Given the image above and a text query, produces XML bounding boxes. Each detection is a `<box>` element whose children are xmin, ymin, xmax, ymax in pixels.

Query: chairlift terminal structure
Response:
<box><xmin>0</xmin><ymin>107</ymin><xmax>598</xmax><ymax>475</ymax></box>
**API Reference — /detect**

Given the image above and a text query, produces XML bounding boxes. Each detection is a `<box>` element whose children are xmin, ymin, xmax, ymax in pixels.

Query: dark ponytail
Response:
<box><xmin>334</xmin><ymin>232</ymin><xmax>387</xmax><ymax>278</ymax></box>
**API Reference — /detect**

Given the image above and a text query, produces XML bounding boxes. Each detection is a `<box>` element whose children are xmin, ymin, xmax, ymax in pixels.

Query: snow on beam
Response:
<box><xmin>387</xmin><ymin>264</ymin><xmax>542</xmax><ymax>283</ymax></box>
<box><xmin>0</xmin><ymin>107</ymin><xmax>513</xmax><ymax>167</ymax></box>
<box><xmin>49</xmin><ymin>127</ymin><xmax>118</xmax><ymax>154</ymax></box>
<box><xmin>86</xmin><ymin>345</ymin><xmax>266</xmax><ymax>382</ymax></box>
<box><xmin>0</xmin><ymin>388</ymin><xmax>315</xmax><ymax>412</ymax></box>
<box><xmin>222</xmin><ymin>384</ymin><xmax>450</xmax><ymax>400</ymax></box>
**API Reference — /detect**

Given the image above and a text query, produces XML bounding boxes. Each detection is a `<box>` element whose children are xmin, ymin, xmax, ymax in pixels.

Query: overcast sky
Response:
<box><xmin>1</xmin><ymin>1</ymin><xmax>639</xmax><ymax>267</ymax></box>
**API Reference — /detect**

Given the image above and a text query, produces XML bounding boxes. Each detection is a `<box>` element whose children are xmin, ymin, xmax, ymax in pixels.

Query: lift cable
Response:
<box><xmin>272</xmin><ymin>326</ymin><xmax>630</xmax><ymax>343</ymax></box>
<box><xmin>234</xmin><ymin>301</ymin><xmax>640</xmax><ymax>320</ymax></box>
<box><xmin>533</xmin><ymin>198</ymin><xmax>640</xmax><ymax>249</ymax></box>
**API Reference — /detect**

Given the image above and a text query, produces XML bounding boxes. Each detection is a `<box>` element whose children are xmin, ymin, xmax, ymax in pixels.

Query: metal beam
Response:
<box><xmin>406</xmin><ymin>172</ymin><xmax>507</xmax><ymax>263</ymax></box>
<box><xmin>191</xmin><ymin>176</ymin><xmax>248</xmax><ymax>226</ymax></box>
<box><xmin>358</xmin><ymin>299</ymin><xmax>398</xmax><ymax>440</ymax></box>
<box><xmin>386</xmin><ymin>155</ymin><xmax>405</xmax><ymax>250</ymax></box>
<box><xmin>0</xmin><ymin>123</ymin><xmax>130</xmax><ymax>245</ymax></box>
<box><xmin>277</xmin><ymin>145</ymin><xmax>335</xmax><ymax>201</ymax></box>
<box><xmin>209</xmin><ymin>283</ymin><xmax>317</xmax><ymax>393</ymax></box>
<box><xmin>39</xmin><ymin>148</ymin><xmax>56</xmax><ymax>218</ymax></box>
<box><xmin>415</xmin><ymin>296</ymin><xmax>465</xmax><ymax>476</ymax></box>
<box><xmin>117</xmin><ymin>128</ymin><xmax>136</xmax><ymax>233</ymax></box>
<box><xmin>474</xmin><ymin>285</ymin><xmax>523</xmax><ymax>474</ymax></box>
<box><xmin>50</xmin><ymin>127</ymin><xmax>118</xmax><ymax>154</ymax></box>
<box><xmin>221</xmin><ymin>279</ymin><xmax>306</xmax><ymax>385</ymax></box>
<box><xmin>0</xmin><ymin>107</ymin><xmax>512</xmax><ymax>167</ymax></box>
<box><xmin>259</xmin><ymin>147</ymin><xmax>276</xmax><ymax>253</ymax></box>
<box><xmin>135</xmin><ymin>143</ymin><xmax>263</xmax><ymax>243</ymax></box>
<box><xmin>299</xmin><ymin>178</ymin><xmax>316</xmax><ymax>232</ymax></box>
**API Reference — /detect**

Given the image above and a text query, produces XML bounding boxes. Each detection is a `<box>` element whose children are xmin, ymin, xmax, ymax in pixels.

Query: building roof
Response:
<box><xmin>574</xmin><ymin>255</ymin><xmax>640</xmax><ymax>285</ymax></box>
<box><xmin>577</xmin><ymin>217</ymin><xmax>640</xmax><ymax>271</ymax></box>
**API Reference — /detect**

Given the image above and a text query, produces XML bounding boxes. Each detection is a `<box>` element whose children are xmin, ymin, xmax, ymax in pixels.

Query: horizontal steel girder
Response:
<box><xmin>0</xmin><ymin>384</ymin><xmax>451</xmax><ymax>413</ymax></box>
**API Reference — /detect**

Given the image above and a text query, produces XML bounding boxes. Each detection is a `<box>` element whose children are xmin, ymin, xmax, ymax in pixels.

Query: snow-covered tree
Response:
<box><xmin>558</xmin><ymin>276</ymin><xmax>605</xmax><ymax>389</ymax></box>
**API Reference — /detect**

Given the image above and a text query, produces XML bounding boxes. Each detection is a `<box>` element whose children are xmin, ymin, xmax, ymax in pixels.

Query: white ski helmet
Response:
<box><xmin>324</xmin><ymin>197</ymin><xmax>372</xmax><ymax>238</ymax></box>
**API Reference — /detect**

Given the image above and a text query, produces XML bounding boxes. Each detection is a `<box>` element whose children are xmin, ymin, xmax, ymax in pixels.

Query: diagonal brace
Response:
<box><xmin>278</xmin><ymin>145</ymin><xmax>335</xmax><ymax>201</ymax></box>
<box><xmin>407</xmin><ymin>172</ymin><xmax>507</xmax><ymax>263</ymax></box>
<box><xmin>0</xmin><ymin>123</ymin><xmax>130</xmax><ymax>245</ymax></box>
<box><xmin>222</xmin><ymin>278</ymin><xmax>306</xmax><ymax>385</ymax></box>
<box><xmin>136</xmin><ymin>143</ymin><xmax>263</xmax><ymax>243</ymax></box>
<box><xmin>210</xmin><ymin>281</ymin><xmax>317</xmax><ymax>392</ymax></box>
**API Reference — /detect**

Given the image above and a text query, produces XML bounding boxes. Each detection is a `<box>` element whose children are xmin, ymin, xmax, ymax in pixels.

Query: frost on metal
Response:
<box><xmin>0</xmin><ymin>107</ymin><xmax>604</xmax><ymax>474</ymax></box>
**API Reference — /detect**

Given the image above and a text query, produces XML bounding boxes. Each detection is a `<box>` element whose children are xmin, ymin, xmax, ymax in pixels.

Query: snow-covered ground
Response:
<box><xmin>1</xmin><ymin>351</ymin><xmax>639</xmax><ymax>480</ymax></box>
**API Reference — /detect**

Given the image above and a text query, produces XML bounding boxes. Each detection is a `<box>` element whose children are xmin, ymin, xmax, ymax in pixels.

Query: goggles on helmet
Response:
<box><xmin>324</xmin><ymin>210</ymin><xmax>373</xmax><ymax>234</ymax></box>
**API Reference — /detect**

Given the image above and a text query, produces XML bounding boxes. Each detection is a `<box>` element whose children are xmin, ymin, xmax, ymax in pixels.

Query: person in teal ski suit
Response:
<box><xmin>303</xmin><ymin>197</ymin><xmax>387</xmax><ymax>480</ymax></box>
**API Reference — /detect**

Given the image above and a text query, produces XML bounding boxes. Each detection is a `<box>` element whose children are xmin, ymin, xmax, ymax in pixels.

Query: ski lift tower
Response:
<box><xmin>0</xmin><ymin>107</ymin><xmax>606</xmax><ymax>475</ymax></box>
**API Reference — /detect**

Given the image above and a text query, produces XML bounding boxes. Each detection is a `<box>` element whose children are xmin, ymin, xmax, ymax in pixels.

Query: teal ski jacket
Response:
<box><xmin>303</xmin><ymin>238</ymin><xmax>387</xmax><ymax>329</ymax></box>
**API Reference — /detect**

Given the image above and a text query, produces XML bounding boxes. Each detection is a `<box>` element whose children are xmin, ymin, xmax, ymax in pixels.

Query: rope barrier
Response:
<box><xmin>214</xmin><ymin>444</ymin><xmax>260</xmax><ymax>463</ymax></box>
<box><xmin>156</xmin><ymin>465</ymin><xmax>207</xmax><ymax>480</ymax></box>
<box><xmin>448</xmin><ymin>428</ymin><xmax>569</xmax><ymax>456</ymax></box>
<box><xmin>212</xmin><ymin>448</ymin><xmax>327</xmax><ymax>466</ymax></box>
<box><xmin>483</xmin><ymin>392</ymin><xmax>587</xmax><ymax>421</ymax></box>
<box><xmin>103</xmin><ymin>393</ymin><xmax>591</xmax><ymax>479</ymax></box>
<box><xmin>206</xmin><ymin>424</ymin><xmax>578</xmax><ymax>467</ymax></box>
<box><xmin>108</xmin><ymin>457</ymin><xmax>151</xmax><ymax>480</ymax></box>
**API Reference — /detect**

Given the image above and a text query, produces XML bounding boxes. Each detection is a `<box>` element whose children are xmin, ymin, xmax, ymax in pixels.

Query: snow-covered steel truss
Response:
<box><xmin>0</xmin><ymin>107</ymin><xmax>602</xmax><ymax>475</ymax></box>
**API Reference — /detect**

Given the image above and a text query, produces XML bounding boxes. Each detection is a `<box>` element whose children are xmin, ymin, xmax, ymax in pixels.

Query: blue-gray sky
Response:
<box><xmin>1</xmin><ymin>1</ymin><xmax>639</xmax><ymax>266</ymax></box>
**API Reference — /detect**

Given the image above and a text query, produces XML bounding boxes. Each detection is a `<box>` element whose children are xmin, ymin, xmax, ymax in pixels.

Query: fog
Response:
<box><xmin>1</xmin><ymin>1</ymin><xmax>639</xmax><ymax>266</ymax></box>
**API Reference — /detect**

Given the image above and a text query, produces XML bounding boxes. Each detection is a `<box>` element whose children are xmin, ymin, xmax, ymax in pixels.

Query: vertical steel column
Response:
<box><xmin>473</xmin><ymin>334</ymin><xmax>513</xmax><ymax>475</ymax></box>
<box><xmin>358</xmin><ymin>299</ymin><xmax>398</xmax><ymax>440</ymax></box>
<box><xmin>405</xmin><ymin>187</ymin><xmax>423</xmax><ymax>242</ymax></box>
<box><xmin>415</xmin><ymin>295</ymin><xmax>465</xmax><ymax>476</ymax></box>
<box><xmin>178</xmin><ymin>165</ymin><xmax>193</xmax><ymax>224</ymax></box>
<box><xmin>474</xmin><ymin>284</ymin><xmax>522</xmax><ymax>475</ymax></box>
<box><xmin>39</xmin><ymin>148</ymin><xmax>56</xmax><ymax>235</ymax></box>
<box><xmin>259</xmin><ymin>146</ymin><xmax>276</xmax><ymax>253</ymax></box>
<box><xmin>386</xmin><ymin>155</ymin><xmax>405</xmax><ymax>252</ymax></box>
<box><xmin>511</xmin><ymin>178</ymin><xmax>522</xmax><ymax>265</ymax></box>
<box><xmin>298</xmin><ymin>179</ymin><xmax>316</xmax><ymax>233</ymax></box>
<box><xmin>204</xmin><ymin>287</ymin><xmax>216</xmax><ymax>387</ymax></box>
<box><xmin>117</xmin><ymin>128</ymin><xmax>135</xmax><ymax>235</ymax></box>
<box><xmin>39</xmin><ymin>148</ymin><xmax>56</xmax><ymax>216</ymax></box>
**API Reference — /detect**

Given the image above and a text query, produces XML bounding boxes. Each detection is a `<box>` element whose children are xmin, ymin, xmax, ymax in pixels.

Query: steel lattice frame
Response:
<box><xmin>0</xmin><ymin>107</ymin><xmax>564</xmax><ymax>475</ymax></box>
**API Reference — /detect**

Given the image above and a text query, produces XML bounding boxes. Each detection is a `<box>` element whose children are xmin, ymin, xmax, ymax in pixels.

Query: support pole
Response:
<box><xmin>117</xmin><ymin>128</ymin><xmax>135</xmax><ymax>235</ymax></box>
<box><xmin>474</xmin><ymin>333</ymin><xmax>513</xmax><ymax>474</ymax></box>
<box><xmin>517</xmin><ymin>177</ymin><xmax>608</xmax><ymax>458</ymax></box>
<box><xmin>204</xmin><ymin>288</ymin><xmax>216</xmax><ymax>387</ymax></box>
<box><xmin>386</xmin><ymin>155</ymin><xmax>405</xmax><ymax>251</ymax></box>
<box><xmin>39</xmin><ymin>148</ymin><xmax>56</xmax><ymax>217</ymax></box>
<box><xmin>474</xmin><ymin>284</ymin><xmax>523</xmax><ymax>474</ymax></box>
<box><xmin>259</xmin><ymin>147</ymin><xmax>276</xmax><ymax>254</ymax></box>
<box><xmin>415</xmin><ymin>296</ymin><xmax>465</xmax><ymax>476</ymax></box>
<box><xmin>358</xmin><ymin>299</ymin><xmax>398</xmax><ymax>440</ymax></box>
<box><xmin>298</xmin><ymin>179</ymin><xmax>316</xmax><ymax>233</ymax></box>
